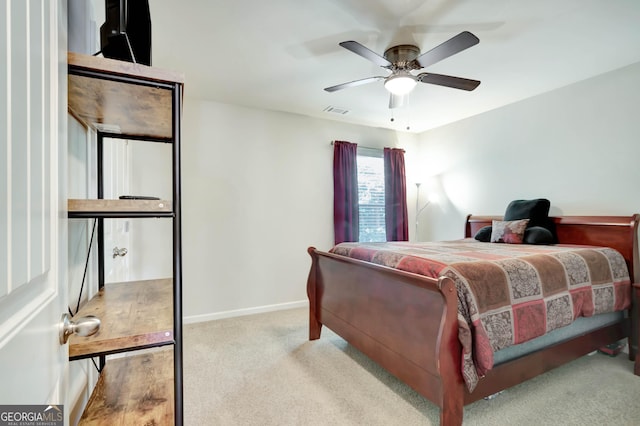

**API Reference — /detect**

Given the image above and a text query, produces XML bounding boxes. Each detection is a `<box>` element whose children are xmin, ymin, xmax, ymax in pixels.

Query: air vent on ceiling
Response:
<box><xmin>323</xmin><ymin>106</ymin><xmax>349</xmax><ymax>115</ymax></box>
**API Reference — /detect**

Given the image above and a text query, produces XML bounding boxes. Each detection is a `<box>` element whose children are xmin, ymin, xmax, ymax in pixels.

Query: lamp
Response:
<box><xmin>384</xmin><ymin>72</ymin><xmax>417</xmax><ymax>96</ymax></box>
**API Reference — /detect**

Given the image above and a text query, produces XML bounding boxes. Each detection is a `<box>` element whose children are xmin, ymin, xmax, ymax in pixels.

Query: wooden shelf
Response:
<box><xmin>68</xmin><ymin>199</ymin><xmax>173</xmax><ymax>218</ymax></box>
<box><xmin>68</xmin><ymin>52</ymin><xmax>184</xmax><ymax>140</ymax></box>
<box><xmin>78</xmin><ymin>349</ymin><xmax>174</xmax><ymax>425</ymax></box>
<box><xmin>69</xmin><ymin>279</ymin><xmax>173</xmax><ymax>360</ymax></box>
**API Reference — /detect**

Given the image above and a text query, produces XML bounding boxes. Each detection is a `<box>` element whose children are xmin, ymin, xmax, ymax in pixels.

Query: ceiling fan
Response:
<box><xmin>324</xmin><ymin>31</ymin><xmax>481</xmax><ymax>108</ymax></box>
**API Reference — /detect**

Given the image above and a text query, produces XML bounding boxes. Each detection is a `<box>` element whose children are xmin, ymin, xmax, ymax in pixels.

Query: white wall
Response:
<box><xmin>414</xmin><ymin>61</ymin><xmax>640</xmax><ymax>242</ymax></box>
<box><xmin>180</xmin><ymin>100</ymin><xmax>418</xmax><ymax>320</ymax></box>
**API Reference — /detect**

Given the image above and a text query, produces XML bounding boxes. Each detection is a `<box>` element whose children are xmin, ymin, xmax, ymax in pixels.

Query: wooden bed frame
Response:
<box><xmin>307</xmin><ymin>214</ymin><xmax>640</xmax><ymax>425</ymax></box>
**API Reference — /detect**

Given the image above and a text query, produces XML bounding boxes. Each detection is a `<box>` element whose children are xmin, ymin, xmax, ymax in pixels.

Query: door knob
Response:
<box><xmin>59</xmin><ymin>313</ymin><xmax>101</xmax><ymax>344</ymax></box>
<box><xmin>113</xmin><ymin>246</ymin><xmax>128</xmax><ymax>258</ymax></box>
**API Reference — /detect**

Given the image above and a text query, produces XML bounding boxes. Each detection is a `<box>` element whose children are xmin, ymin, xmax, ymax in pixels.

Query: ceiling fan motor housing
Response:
<box><xmin>383</xmin><ymin>45</ymin><xmax>422</xmax><ymax>70</ymax></box>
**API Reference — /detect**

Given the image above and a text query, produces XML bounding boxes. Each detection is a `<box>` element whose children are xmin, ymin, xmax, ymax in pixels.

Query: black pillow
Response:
<box><xmin>504</xmin><ymin>199</ymin><xmax>550</xmax><ymax>227</ymax></box>
<box><xmin>474</xmin><ymin>226</ymin><xmax>492</xmax><ymax>242</ymax></box>
<box><xmin>523</xmin><ymin>226</ymin><xmax>554</xmax><ymax>245</ymax></box>
<box><xmin>504</xmin><ymin>198</ymin><xmax>556</xmax><ymax>243</ymax></box>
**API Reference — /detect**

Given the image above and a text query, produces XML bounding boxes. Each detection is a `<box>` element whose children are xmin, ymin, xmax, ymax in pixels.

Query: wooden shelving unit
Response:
<box><xmin>67</xmin><ymin>52</ymin><xmax>184</xmax><ymax>425</ymax></box>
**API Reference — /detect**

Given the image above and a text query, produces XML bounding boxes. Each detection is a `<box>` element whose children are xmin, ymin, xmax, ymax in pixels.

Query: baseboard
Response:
<box><xmin>184</xmin><ymin>300</ymin><xmax>308</xmax><ymax>324</ymax></box>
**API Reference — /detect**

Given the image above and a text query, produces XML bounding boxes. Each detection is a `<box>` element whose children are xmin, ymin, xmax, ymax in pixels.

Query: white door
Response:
<box><xmin>0</xmin><ymin>0</ymin><xmax>68</xmax><ymax>420</ymax></box>
<box><xmin>102</xmin><ymin>138</ymin><xmax>131</xmax><ymax>283</ymax></box>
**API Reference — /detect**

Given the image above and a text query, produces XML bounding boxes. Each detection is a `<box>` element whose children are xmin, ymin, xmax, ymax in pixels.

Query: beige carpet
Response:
<box><xmin>184</xmin><ymin>308</ymin><xmax>640</xmax><ymax>425</ymax></box>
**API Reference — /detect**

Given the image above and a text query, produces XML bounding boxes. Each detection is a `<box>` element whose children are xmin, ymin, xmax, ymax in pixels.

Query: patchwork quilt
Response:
<box><xmin>330</xmin><ymin>239</ymin><xmax>631</xmax><ymax>391</ymax></box>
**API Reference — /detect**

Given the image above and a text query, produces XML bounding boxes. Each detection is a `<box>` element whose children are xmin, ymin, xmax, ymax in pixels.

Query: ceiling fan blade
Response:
<box><xmin>417</xmin><ymin>72</ymin><xmax>481</xmax><ymax>91</ymax></box>
<box><xmin>415</xmin><ymin>31</ymin><xmax>479</xmax><ymax>68</ymax></box>
<box><xmin>339</xmin><ymin>41</ymin><xmax>392</xmax><ymax>68</ymax></box>
<box><xmin>324</xmin><ymin>76</ymin><xmax>384</xmax><ymax>92</ymax></box>
<box><xmin>389</xmin><ymin>93</ymin><xmax>406</xmax><ymax>109</ymax></box>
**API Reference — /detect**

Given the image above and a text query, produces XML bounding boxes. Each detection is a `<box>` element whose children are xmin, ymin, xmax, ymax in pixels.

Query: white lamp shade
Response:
<box><xmin>384</xmin><ymin>73</ymin><xmax>417</xmax><ymax>96</ymax></box>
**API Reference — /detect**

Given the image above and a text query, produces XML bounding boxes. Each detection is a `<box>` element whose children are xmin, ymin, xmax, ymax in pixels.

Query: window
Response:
<box><xmin>357</xmin><ymin>149</ymin><xmax>385</xmax><ymax>242</ymax></box>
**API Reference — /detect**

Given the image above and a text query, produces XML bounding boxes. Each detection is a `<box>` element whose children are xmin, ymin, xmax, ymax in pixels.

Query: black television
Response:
<box><xmin>100</xmin><ymin>0</ymin><xmax>152</xmax><ymax>65</ymax></box>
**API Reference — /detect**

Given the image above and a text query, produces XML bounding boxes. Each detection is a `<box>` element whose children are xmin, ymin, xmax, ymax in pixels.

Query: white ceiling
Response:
<box><xmin>148</xmin><ymin>0</ymin><xmax>640</xmax><ymax>133</ymax></box>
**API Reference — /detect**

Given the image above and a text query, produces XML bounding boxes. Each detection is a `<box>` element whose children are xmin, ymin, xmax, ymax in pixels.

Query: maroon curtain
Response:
<box><xmin>384</xmin><ymin>148</ymin><xmax>409</xmax><ymax>241</ymax></box>
<box><xmin>333</xmin><ymin>141</ymin><xmax>359</xmax><ymax>244</ymax></box>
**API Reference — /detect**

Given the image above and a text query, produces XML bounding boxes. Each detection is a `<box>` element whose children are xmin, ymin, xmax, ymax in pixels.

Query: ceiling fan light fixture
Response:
<box><xmin>384</xmin><ymin>73</ymin><xmax>417</xmax><ymax>96</ymax></box>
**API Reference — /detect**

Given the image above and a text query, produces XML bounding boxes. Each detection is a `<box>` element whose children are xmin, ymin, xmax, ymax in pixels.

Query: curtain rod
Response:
<box><xmin>330</xmin><ymin>141</ymin><xmax>404</xmax><ymax>153</ymax></box>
